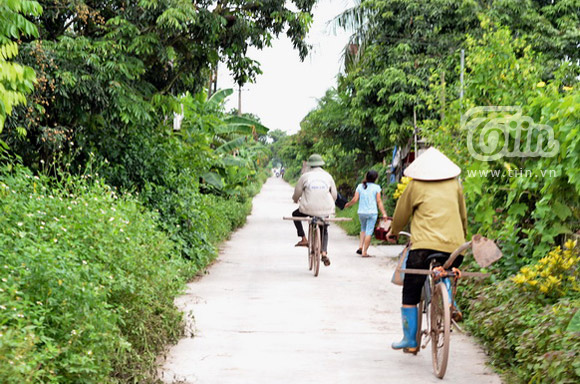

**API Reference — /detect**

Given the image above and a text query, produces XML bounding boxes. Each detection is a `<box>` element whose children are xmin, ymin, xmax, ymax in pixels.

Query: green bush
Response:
<box><xmin>336</xmin><ymin>205</ymin><xmax>361</xmax><ymax>236</ymax></box>
<box><xmin>0</xmin><ymin>166</ymin><xmax>194</xmax><ymax>383</ymax></box>
<box><xmin>467</xmin><ymin>242</ymin><xmax>580</xmax><ymax>383</ymax></box>
<box><xmin>138</xmin><ymin>165</ymin><xmax>265</xmax><ymax>270</ymax></box>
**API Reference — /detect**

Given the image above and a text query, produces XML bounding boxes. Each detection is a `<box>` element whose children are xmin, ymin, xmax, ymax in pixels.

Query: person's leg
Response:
<box><xmin>361</xmin><ymin>214</ymin><xmax>377</xmax><ymax>256</ymax></box>
<box><xmin>292</xmin><ymin>208</ymin><xmax>308</xmax><ymax>246</ymax></box>
<box><xmin>392</xmin><ymin>249</ymin><xmax>430</xmax><ymax>351</ymax></box>
<box><xmin>358</xmin><ymin>231</ymin><xmax>365</xmax><ymax>253</ymax></box>
<box><xmin>358</xmin><ymin>214</ymin><xmax>369</xmax><ymax>253</ymax></box>
<box><xmin>321</xmin><ymin>224</ymin><xmax>330</xmax><ymax>266</ymax></box>
<box><xmin>362</xmin><ymin>235</ymin><xmax>372</xmax><ymax>256</ymax></box>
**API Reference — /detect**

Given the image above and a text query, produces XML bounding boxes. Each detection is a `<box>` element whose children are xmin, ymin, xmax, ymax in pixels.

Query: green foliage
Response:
<box><xmin>3</xmin><ymin>0</ymin><xmax>312</xmax><ymax>174</ymax></box>
<box><xmin>468</xmin><ymin>243</ymin><xmax>579</xmax><ymax>384</ymax></box>
<box><xmin>0</xmin><ymin>165</ymin><xmax>194</xmax><ymax>383</ymax></box>
<box><xmin>424</xmin><ymin>29</ymin><xmax>580</xmax><ymax>272</ymax></box>
<box><xmin>0</xmin><ymin>0</ymin><xmax>41</xmax><ymax>132</ymax></box>
<box><xmin>97</xmin><ymin>89</ymin><xmax>271</xmax><ymax>266</ymax></box>
<box><xmin>335</xmin><ymin>205</ymin><xmax>361</xmax><ymax>236</ymax></box>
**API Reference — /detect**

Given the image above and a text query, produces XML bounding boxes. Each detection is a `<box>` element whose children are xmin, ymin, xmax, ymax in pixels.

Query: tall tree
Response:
<box><xmin>4</xmin><ymin>0</ymin><xmax>316</xmax><ymax>168</ymax></box>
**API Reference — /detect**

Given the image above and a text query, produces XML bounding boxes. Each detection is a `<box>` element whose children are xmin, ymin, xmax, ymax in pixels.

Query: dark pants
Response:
<box><xmin>402</xmin><ymin>249</ymin><xmax>463</xmax><ymax>305</ymax></box>
<box><xmin>292</xmin><ymin>208</ymin><xmax>329</xmax><ymax>253</ymax></box>
<box><xmin>292</xmin><ymin>208</ymin><xmax>308</xmax><ymax>237</ymax></box>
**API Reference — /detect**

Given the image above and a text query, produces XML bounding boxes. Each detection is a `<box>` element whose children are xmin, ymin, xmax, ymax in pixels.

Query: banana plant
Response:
<box><xmin>178</xmin><ymin>88</ymin><xmax>269</xmax><ymax>193</ymax></box>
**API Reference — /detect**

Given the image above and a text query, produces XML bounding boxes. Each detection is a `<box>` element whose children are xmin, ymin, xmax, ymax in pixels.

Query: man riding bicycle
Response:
<box><xmin>292</xmin><ymin>154</ymin><xmax>338</xmax><ymax>266</ymax></box>
<box><xmin>387</xmin><ymin>147</ymin><xmax>467</xmax><ymax>353</ymax></box>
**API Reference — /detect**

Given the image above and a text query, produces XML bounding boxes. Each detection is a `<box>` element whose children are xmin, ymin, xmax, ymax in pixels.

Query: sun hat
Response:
<box><xmin>306</xmin><ymin>154</ymin><xmax>325</xmax><ymax>167</ymax></box>
<box><xmin>403</xmin><ymin>147</ymin><xmax>461</xmax><ymax>181</ymax></box>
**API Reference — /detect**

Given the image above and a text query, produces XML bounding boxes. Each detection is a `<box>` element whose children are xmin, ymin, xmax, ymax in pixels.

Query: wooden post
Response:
<box><xmin>207</xmin><ymin>71</ymin><xmax>213</xmax><ymax>98</ymax></box>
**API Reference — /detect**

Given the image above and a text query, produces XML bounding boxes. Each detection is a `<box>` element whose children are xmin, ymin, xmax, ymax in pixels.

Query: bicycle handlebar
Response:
<box><xmin>283</xmin><ymin>216</ymin><xmax>352</xmax><ymax>222</ymax></box>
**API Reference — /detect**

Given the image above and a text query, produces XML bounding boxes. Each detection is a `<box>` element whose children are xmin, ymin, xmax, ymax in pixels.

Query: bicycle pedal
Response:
<box><xmin>403</xmin><ymin>347</ymin><xmax>419</xmax><ymax>354</ymax></box>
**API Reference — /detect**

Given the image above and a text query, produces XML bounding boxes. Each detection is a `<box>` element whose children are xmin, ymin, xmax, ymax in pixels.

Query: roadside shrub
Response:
<box><xmin>468</xmin><ymin>241</ymin><xmax>580</xmax><ymax>383</ymax></box>
<box><xmin>140</xmin><ymin>166</ymin><xmax>264</xmax><ymax>269</ymax></box>
<box><xmin>511</xmin><ymin>240</ymin><xmax>579</xmax><ymax>300</ymax></box>
<box><xmin>335</xmin><ymin>205</ymin><xmax>361</xmax><ymax>236</ymax></box>
<box><xmin>0</xmin><ymin>166</ymin><xmax>193</xmax><ymax>383</ymax></box>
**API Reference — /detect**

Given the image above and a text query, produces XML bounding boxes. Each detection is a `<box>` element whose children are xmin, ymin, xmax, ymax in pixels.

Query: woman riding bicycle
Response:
<box><xmin>291</xmin><ymin>154</ymin><xmax>338</xmax><ymax>266</ymax></box>
<box><xmin>386</xmin><ymin>147</ymin><xmax>467</xmax><ymax>353</ymax></box>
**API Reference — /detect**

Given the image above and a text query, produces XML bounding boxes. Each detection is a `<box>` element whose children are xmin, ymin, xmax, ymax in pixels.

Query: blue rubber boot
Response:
<box><xmin>391</xmin><ymin>307</ymin><xmax>418</xmax><ymax>350</ymax></box>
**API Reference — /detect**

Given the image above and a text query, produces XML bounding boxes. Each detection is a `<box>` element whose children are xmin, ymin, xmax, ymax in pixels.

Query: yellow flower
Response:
<box><xmin>539</xmin><ymin>284</ymin><xmax>549</xmax><ymax>293</ymax></box>
<box><xmin>536</xmin><ymin>81</ymin><xmax>546</xmax><ymax>88</ymax></box>
<box><xmin>527</xmin><ymin>280</ymin><xmax>538</xmax><ymax>287</ymax></box>
<box><xmin>564</xmin><ymin>239</ymin><xmax>577</xmax><ymax>250</ymax></box>
<box><xmin>546</xmin><ymin>276</ymin><xmax>561</xmax><ymax>287</ymax></box>
<box><xmin>512</xmin><ymin>274</ymin><xmax>527</xmax><ymax>285</ymax></box>
<box><xmin>393</xmin><ymin>177</ymin><xmax>412</xmax><ymax>200</ymax></box>
<box><xmin>563</xmin><ymin>86</ymin><xmax>573</xmax><ymax>91</ymax></box>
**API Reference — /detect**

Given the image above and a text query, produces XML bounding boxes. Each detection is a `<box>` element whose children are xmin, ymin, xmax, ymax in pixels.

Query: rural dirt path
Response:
<box><xmin>160</xmin><ymin>177</ymin><xmax>502</xmax><ymax>384</ymax></box>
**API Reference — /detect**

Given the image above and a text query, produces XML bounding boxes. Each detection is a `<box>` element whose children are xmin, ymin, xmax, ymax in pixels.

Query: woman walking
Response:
<box><xmin>344</xmin><ymin>170</ymin><xmax>388</xmax><ymax>257</ymax></box>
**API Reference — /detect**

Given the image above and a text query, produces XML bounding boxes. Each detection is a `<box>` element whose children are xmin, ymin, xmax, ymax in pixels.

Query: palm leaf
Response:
<box><xmin>215</xmin><ymin>123</ymin><xmax>255</xmax><ymax>136</ymax></box>
<box><xmin>201</xmin><ymin>172</ymin><xmax>224</xmax><ymax>189</ymax></box>
<box><xmin>207</xmin><ymin>88</ymin><xmax>233</xmax><ymax>109</ymax></box>
<box><xmin>223</xmin><ymin>115</ymin><xmax>269</xmax><ymax>134</ymax></box>
<box><xmin>216</xmin><ymin>136</ymin><xmax>247</xmax><ymax>153</ymax></box>
<box><xmin>329</xmin><ymin>1</ymin><xmax>371</xmax><ymax>70</ymax></box>
<box><xmin>221</xmin><ymin>156</ymin><xmax>249</xmax><ymax>167</ymax></box>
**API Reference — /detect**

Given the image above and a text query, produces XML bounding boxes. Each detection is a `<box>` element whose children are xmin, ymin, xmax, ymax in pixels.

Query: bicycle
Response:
<box><xmin>284</xmin><ymin>216</ymin><xmax>351</xmax><ymax>277</ymax></box>
<box><xmin>395</xmin><ymin>231</ymin><xmax>501</xmax><ymax>379</ymax></box>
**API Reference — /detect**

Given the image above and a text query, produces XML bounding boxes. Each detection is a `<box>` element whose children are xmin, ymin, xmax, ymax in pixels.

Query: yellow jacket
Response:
<box><xmin>391</xmin><ymin>178</ymin><xmax>467</xmax><ymax>253</ymax></box>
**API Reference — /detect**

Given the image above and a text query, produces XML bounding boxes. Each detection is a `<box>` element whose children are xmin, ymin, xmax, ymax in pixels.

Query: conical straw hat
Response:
<box><xmin>403</xmin><ymin>147</ymin><xmax>461</xmax><ymax>181</ymax></box>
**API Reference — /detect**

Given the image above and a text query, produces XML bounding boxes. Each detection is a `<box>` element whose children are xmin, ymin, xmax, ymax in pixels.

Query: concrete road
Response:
<box><xmin>160</xmin><ymin>177</ymin><xmax>501</xmax><ymax>384</ymax></box>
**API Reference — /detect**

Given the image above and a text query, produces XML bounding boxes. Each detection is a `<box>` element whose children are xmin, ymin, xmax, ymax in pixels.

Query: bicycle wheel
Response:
<box><xmin>430</xmin><ymin>282</ymin><xmax>451</xmax><ymax>378</ymax></box>
<box><xmin>312</xmin><ymin>225</ymin><xmax>321</xmax><ymax>277</ymax></box>
<box><xmin>308</xmin><ymin>223</ymin><xmax>314</xmax><ymax>271</ymax></box>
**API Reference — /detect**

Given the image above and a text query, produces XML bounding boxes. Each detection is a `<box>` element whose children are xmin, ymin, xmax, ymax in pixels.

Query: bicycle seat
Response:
<box><xmin>426</xmin><ymin>253</ymin><xmax>449</xmax><ymax>265</ymax></box>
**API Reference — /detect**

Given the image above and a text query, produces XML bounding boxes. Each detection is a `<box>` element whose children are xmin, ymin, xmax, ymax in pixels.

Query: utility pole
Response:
<box><xmin>238</xmin><ymin>85</ymin><xmax>242</xmax><ymax>116</ymax></box>
<box><xmin>440</xmin><ymin>71</ymin><xmax>446</xmax><ymax>120</ymax></box>
<box><xmin>413</xmin><ymin>106</ymin><xmax>418</xmax><ymax>156</ymax></box>
<box><xmin>460</xmin><ymin>49</ymin><xmax>465</xmax><ymax>110</ymax></box>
